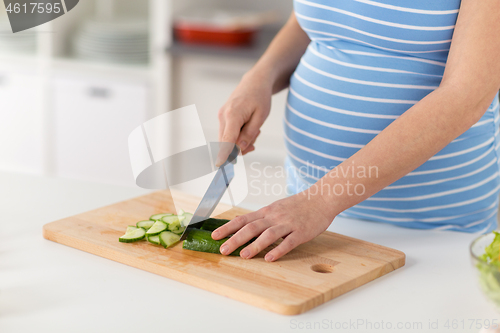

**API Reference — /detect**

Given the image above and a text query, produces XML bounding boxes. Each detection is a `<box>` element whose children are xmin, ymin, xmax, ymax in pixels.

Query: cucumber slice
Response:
<box><xmin>119</xmin><ymin>226</ymin><xmax>146</xmax><ymax>243</ymax></box>
<box><xmin>180</xmin><ymin>213</ymin><xmax>193</xmax><ymax>227</ymax></box>
<box><xmin>168</xmin><ymin>219</ymin><xmax>181</xmax><ymax>231</ymax></box>
<box><xmin>161</xmin><ymin>215</ymin><xmax>185</xmax><ymax>226</ymax></box>
<box><xmin>147</xmin><ymin>234</ymin><xmax>160</xmax><ymax>245</ymax></box>
<box><xmin>150</xmin><ymin>213</ymin><xmax>173</xmax><ymax>221</ymax></box>
<box><xmin>146</xmin><ymin>221</ymin><xmax>168</xmax><ymax>235</ymax></box>
<box><xmin>159</xmin><ymin>231</ymin><xmax>181</xmax><ymax>248</ymax></box>
<box><xmin>182</xmin><ymin>229</ymin><xmax>247</xmax><ymax>256</ymax></box>
<box><xmin>171</xmin><ymin>226</ymin><xmax>186</xmax><ymax>235</ymax></box>
<box><xmin>136</xmin><ymin>220</ymin><xmax>155</xmax><ymax>230</ymax></box>
<box><xmin>178</xmin><ymin>208</ymin><xmax>185</xmax><ymax>215</ymax></box>
<box><xmin>126</xmin><ymin>225</ymin><xmax>138</xmax><ymax>233</ymax></box>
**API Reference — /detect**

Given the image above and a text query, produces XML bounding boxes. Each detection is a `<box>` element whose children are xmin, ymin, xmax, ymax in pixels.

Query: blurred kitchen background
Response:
<box><xmin>0</xmin><ymin>0</ymin><xmax>293</xmax><ymax>208</ymax></box>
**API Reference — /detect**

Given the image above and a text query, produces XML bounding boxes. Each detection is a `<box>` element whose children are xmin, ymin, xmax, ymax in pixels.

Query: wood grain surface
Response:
<box><xmin>43</xmin><ymin>190</ymin><xmax>405</xmax><ymax>315</ymax></box>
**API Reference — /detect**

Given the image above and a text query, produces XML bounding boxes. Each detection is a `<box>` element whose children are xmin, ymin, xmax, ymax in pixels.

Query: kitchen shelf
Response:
<box><xmin>166</xmin><ymin>27</ymin><xmax>278</xmax><ymax>60</ymax></box>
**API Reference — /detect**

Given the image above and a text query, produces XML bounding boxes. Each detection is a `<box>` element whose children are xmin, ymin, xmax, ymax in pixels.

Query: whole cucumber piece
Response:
<box><xmin>182</xmin><ymin>229</ymin><xmax>247</xmax><ymax>256</ymax></box>
<box><xmin>199</xmin><ymin>218</ymin><xmax>230</xmax><ymax>232</ymax></box>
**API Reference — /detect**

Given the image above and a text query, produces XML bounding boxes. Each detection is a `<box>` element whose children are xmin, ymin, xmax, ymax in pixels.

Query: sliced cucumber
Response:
<box><xmin>126</xmin><ymin>225</ymin><xmax>138</xmax><ymax>233</ymax></box>
<box><xmin>150</xmin><ymin>213</ymin><xmax>173</xmax><ymax>221</ymax></box>
<box><xmin>159</xmin><ymin>231</ymin><xmax>181</xmax><ymax>248</ymax></box>
<box><xmin>119</xmin><ymin>226</ymin><xmax>146</xmax><ymax>243</ymax></box>
<box><xmin>171</xmin><ymin>226</ymin><xmax>186</xmax><ymax>235</ymax></box>
<box><xmin>178</xmin><ymin>208</ymin><xmax>185</xmax><ymax>215</ymax></box>
<box><xmin>161</xmin><ymin>215</ymin><xmax>184</xmax><ymax>226</ymax></box>
<box><xmin>147</xmin><ymin>234</ymin><xmax>160</xmax><ymax>245</ymax></box>
<box><xmin>119</xmin><ymin>211</ymin><xmax>195</xmax><ymax>248</ymax></box>
<box><xmin>146</xmin><ymin>221</ymin><xmax>168</xmax><ymax>235</ymax></box>
<box><xmin>168</xmin><ymin>219</ymin><xmax>181</xmax><ymax>231</ymax></box>
<box><xmin>180</xmin><ymin>213</ymin><xmax>193</xmax><ymax>227</ymax></box>
<box><xmin>136</xmin><ymin>220</ymin><xmax>155</xmax><ymax>231</ymax></box>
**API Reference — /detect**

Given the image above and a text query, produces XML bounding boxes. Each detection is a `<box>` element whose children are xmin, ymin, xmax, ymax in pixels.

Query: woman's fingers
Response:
<box><xmin>221</xmin><ymin>108</ymin><xmax>245</xmax><ymax>144</ymax></box>
<box><xmin>240</xmin><ymin>224</ymin><xmax>292</xmax><ymax>259</ymax></box>
<box><xmin>216</xmin><ymin>115</ymin><xmax>243</xmax><ymax>166</ymax></box>
<box><xmin>211</xmin><ymin>194</ymin><xmax>325</xmax><ymax>261</ymax></box>
<box><xmin>217</xmin><ymin>108</ymin><xmax>226</xmax><ymax>142</ymax></box>
<box><xmin>211</xmin><ymin>210</ymin><xmax>264</xmax><ymax>240</ymax></box>
<box><xmin>241</xmin><ymin>130</ymin><xmax>259</xmax><ymax>155</ymax></box>
<box><xmin>219</xmin><ymin>218</ymin><xmax>270</xmax><ymax>255</ymax></box>
<box><xmin>242</xmin><ymin>145</ymin><xmax>255</xmax><ymax>155</ymax></box>
<box><xmin>237</xmin><ymin>113</ymin><xmax>262</xmax><ymax>151</ymax></box>
<box><xmin>264</xmin><ymin>232</ymin><xmax>303</xmax><ymax>262</ymax></box>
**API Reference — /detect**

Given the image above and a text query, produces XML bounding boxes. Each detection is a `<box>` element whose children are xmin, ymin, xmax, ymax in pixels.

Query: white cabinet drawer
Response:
<box><xmin>53</xmin><ymin>76</ymin><xmax>148</xmax><ymax>186</ymax></box>
<box><xmin>0</xmin><ymin>71</ymin><xmax>43</xmax><ymax>174</ymax></box>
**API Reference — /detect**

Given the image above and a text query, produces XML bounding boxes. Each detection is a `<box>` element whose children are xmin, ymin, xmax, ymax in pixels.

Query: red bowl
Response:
<box><xmin>174</xmin><ymin>23</ymin><xmax>256</xmax><ymax>46</ymax></box>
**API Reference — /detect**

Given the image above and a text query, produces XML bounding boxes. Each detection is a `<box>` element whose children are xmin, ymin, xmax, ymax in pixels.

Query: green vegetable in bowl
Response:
<box><xmin>480</xmin><ymin>231</ymin><xmax>500</xmax><ymax>266</ymax></box>
<box><xmin>475</xmin><ymin>231</ymin><xmax>500</xmax><ymax>308</ymax></box>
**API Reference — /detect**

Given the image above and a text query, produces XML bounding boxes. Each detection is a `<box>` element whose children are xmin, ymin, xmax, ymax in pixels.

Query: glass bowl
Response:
<box><xmin>471</xmin><ymin>232</ymin><xmax>500</xmax><ymax>310</ymax></box>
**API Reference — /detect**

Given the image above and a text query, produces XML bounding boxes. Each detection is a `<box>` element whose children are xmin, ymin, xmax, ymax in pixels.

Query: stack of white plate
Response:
<box><xmin>0</xmin><ymin>18</ymin><xmax>37</xmax><ymax>54</ymax></box>
<box><xmin>73</xmin><ymin>19</ymin><xmax>149</xmax><ymax>64</ymax></box>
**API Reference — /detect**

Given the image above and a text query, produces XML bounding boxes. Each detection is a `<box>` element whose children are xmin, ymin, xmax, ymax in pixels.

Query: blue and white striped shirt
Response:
<box><xmin>285</xmin><ymin>0</ymin><xmax>500</xmax><ymax>233</ymax></box>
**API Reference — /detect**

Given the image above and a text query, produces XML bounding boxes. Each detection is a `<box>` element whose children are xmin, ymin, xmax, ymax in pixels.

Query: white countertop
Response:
<box><xmin>0</xmin><ymin>172</ymin><xmax>498</xmax><ymax>333</ymax></box>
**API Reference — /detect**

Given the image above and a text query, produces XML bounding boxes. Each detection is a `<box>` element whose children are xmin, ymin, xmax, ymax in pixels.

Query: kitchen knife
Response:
<box><xmin>179</xmin><ymin>144</ymin><xmax>239</xmax><ymax>241</ymax></box>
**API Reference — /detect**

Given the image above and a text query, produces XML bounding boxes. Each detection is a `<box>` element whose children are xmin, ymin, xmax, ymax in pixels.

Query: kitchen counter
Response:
<box><xmin>0</xmin><ymin>172</ymin><xmax>498</xmax><ymax>333</ymax></box>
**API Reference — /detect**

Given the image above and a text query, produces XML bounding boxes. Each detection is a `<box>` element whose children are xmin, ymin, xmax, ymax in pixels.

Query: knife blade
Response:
<box><xmin>179</xmin><ymin>144</ymin><xmax>239</xmax><ymax>241</ymax></box>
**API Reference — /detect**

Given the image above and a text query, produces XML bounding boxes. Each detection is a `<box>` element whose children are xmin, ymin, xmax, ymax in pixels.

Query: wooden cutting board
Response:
<box><xmin>43</xmin><ymin>190</ymin><xmax>405</xmax><ymax>315</ymax></box>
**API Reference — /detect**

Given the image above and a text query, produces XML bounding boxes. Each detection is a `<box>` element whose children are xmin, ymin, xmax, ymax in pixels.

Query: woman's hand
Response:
<box><xmin>217</xmin><ymin>71</ymin><xmax>272</xmax><ymax>158</ymax></box>
<box><xmin>211</xmin><ymin>190</ymin><xmax>335</xmax><ymax>261</ymax></box>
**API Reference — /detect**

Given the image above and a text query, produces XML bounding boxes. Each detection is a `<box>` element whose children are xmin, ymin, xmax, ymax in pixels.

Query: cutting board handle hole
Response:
<box><xmin>310</xmin><ymin>263</ymin><xmax>334</xmax><ymax>274</ymax></box>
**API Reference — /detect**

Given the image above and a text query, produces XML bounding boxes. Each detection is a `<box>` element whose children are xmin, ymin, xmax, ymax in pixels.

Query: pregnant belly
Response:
<box><xmin>285</xmin><ymin>42</ymin><xmax>500</xmax><ymax>222</ymax></box>
<box><xmin>284</xmin><ymin>42</ymin><xmax>500</xmax><ymax>232</ymax></box>
<box><xmin>285</xmin><ymin>42</ymin><xmax>499</xmax><ymax>174</ymax></box>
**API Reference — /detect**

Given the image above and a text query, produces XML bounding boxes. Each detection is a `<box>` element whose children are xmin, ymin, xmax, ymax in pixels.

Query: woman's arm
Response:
<box><xmin>250</xmin><ymin>12</ymin><xmax>311</xmax><ymax>94</ymax></box>
<box><xmin>217</xmin><ymin>13</ymin><xmax>309</xmax><ymax>158</ymax></box>
<box><xmin>213</xmin><ymin>0</ymin><xmax>500</xmax><ymax>261</ymax></box>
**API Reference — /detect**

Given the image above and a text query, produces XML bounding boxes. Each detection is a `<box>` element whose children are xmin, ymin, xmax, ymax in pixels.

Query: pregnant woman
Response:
<box><xmin>212</xmin><ymin>0</ymin><xmax>500</xmax><ymax>261</ymax></box>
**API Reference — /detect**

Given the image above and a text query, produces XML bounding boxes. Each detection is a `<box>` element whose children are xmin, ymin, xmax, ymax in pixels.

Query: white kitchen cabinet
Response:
<box><xmin>172</xmin><ymin>55</ymin><xmax>287</xmax><ymax>160</ymax></box>
<box><xmin>0</xmin><ymin>70</ymin><xmax>43</xmax><ymax>174</ymax></box>
<box><xmin>53</xmin><ymin>76</ymin><xmax>148</xmax><ymax>186</ymax></box>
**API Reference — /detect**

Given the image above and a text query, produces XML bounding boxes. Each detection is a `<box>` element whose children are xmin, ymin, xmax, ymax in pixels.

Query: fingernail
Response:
<box><xmin>239</xmin><ymin>141</ymin><xmax>248</xmax><ymax>150</ymax></box>
<box><xmin>220</xmin><ymin>244</ymin><xmax>228</xmax><ymax>255</ymax></box>
<box><xmin>240</xmin><ymin>249</ymin><xmax>250</xmax><ymax>258</ymax></box>
<box><xmin>212</xmin><ymin>230</ymin><xmax>220</xmax><ymax>239</ymax></box>
<box><xmin>265</xmin><ymin>254</ymin><xmax>274</xmax><ymax>262</ymax></box>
